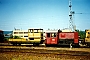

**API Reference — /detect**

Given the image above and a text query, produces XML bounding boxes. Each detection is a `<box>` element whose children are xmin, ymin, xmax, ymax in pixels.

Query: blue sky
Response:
<box><xmin>0</xmin><ymin>0</ymin><xmax>90</xmax><ymax>31</ymax></box>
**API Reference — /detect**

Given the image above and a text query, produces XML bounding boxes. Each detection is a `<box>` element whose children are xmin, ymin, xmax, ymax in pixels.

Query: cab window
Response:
<box><xmin>34</xmin><ymin>30</ymin><xmax>38</xmax><ymax>33</ymax></box>
<box><xmin>38</xmin><ymin>29</ymin><xmax>43</xmax><ymax>33</ymax></box>
<box><xmin>51</xmin><ymin>33</ymin><xmax>56</xmax><ymax>37</ymax></box>
<box><xmin>47</xmin><ymin>33</ymin><xmax>50</xmax><ymax>37</ymax></box>
<box><xmin>88</xmin><ymin>32</ymin><xmax>90</xmax><ymax>34</ymax></box>
<box><xmin>30</xmin><ymin>30</ymin><xmax>33</xmax><ymax>33</ymax></box>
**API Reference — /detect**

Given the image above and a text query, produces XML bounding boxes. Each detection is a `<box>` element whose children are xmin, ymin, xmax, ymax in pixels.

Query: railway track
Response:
<box><xmin>0</xmin><ymin>43</ymin><xmax>45</xmax><ymax>47</ymax></box>
<box><xmin>0</xmin><ymin>45</ymin><xmax>90</xmax><ymax>52</ymax></box>
<box><xmin>0</xmin><ymin>47</ymin><xmax>90</xmax><ymax>56</ymax></box>
<box><xmin>0</xmin><ymin>45</ymin><xmax>74</xmax><ymax>48</ymax></box>
<box><xmin>0</xmin><ymin>43</ymin><xmax>90</xmax><ymax>60</ymax></box>
<box><xmin>0</xmin><ymin>47</ymin><xmax>90</xmax><ymax>60</ymax></box>
<box><xmin>0</xmin><ymin>43</ymin><xmax>88</xmax><ymax>47</ymax></box>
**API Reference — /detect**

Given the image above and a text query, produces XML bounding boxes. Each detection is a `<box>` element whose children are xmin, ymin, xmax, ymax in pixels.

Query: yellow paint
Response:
<box><xmin>9</xmin><ymin>38</ymin><xmax>26</xmax><ymax>41</ymax></box>
<box><xmin>28</xmin><ymin>33</ymin><xmax>41</xmax><ymax>38</ymax></box>
<box><xmin>85</xmin><ymin>29</ymin><xmax>90</xmax><ymax>42</ymax></box>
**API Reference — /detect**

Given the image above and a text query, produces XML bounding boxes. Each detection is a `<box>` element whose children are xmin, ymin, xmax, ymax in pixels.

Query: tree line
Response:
<box><xmin>75</xmin><ymin>30</ymin><xmax>86</xmax><ymax>39</ymax></box>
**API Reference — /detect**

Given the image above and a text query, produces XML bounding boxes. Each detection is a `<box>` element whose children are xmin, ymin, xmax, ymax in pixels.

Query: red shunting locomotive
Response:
<box><xmin>45</xmin><ymin>29</ymin><xmax>79</xmax><ymax>47</ymax></box>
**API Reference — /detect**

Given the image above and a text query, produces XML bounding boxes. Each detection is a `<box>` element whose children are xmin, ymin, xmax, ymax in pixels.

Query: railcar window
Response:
<box><xmin>30</xmin><ymin>30</ymin><xmax>33</xmax><ymax>33</ymax></box>
<box><xmin>38</xmin><ymin>30</ymin><xmax>43</xmax><ymax>32</ymax></box>
<box><xmin>38</xmin><ymin>30</ymin><xmax>40</xmax><ymax>32</ymax></box>
<box><xmin>47</xmin><ymin>33</ymin><xmax>50</xmax><ymax>37</ymax></box>
<box><xmin>51</xmin><ymin>33</ymin><xmax>56</xmax><ymax>37</ymax></box>
<box><xmin>28</xmin><ymin>30</ymin><xmax>31</xmax><ymax>33</ymax></box>
<box><xmin>34</xmin><ymin>30</ymin><xmax>38</xmax><ymax>33</ymax></box>
<box><xmin>24</xmin><ymin>36</ymin><xmax>28</xmax><ymax>37</ymax></box>
<box><xmin>40</xmin><ymin>30</ymin><xmax>43</xmax><ymax>32</ymax></box>
<box><xmin>14</xmin><ymin>32</ymin><xmax>18</xmax><ymax>34</ymax></box>
<box><xmin>54</xmin><ymin>33</ymin><xmax>56</xmax><ymax>37</ymax></box>
<box><xmin>88</xmin><ymin>32</ymin><xmax>90</xmax><ymax>34</ymax></box>
<box><xmin>24</xmin><ymin>32</ymin><xmax>28</xmax><ymax>34</ymax></box>
<box><xmin>19</xmin><ymin>32</ymin><xmax>23</xmax><ymax>34</ymax></box>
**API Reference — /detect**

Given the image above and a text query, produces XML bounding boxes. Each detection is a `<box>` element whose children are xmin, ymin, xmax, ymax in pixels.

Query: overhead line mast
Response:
<box><xmin>69</xmin><ymin>0</ymin><xmax>75</xmax><ymax>32</ymax></box>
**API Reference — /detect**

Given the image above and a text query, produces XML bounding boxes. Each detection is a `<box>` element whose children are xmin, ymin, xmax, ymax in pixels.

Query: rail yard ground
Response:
<box><xmin>0</xmin><ymin>43</ymin><xmax>90</xmax><ymax>60</ymax></box>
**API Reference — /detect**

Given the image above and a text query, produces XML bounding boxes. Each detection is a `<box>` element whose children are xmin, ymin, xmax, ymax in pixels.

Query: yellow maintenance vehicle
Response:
<box><xmin>84</xmin><ymin>29</ymin><xmax>90</xmax><ymax>47</ymax></box>
<box><xmin>9</xmin><ymin>29</ymin><xmax>44</xmax><ymax>45</ymax></box>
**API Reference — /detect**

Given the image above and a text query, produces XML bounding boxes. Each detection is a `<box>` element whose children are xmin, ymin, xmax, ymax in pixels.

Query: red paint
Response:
<box><xmin>74</xmin><ymin>39</ymin><xmax>78</xmax><ymax>43</ymax></box>
<box><xmin>46</xmin><ymin>38</ymin><xmax>51</xmax><ymax>44</ymax></box>
<box><xmin>74</xmin><ymin>32</ymin><xmax>78</xmax><ymax>39</ymax></box>
<box><xmin>59</xmin><ymin>32</ymin><xmax>74</xmax><ymax>39</ymax></box>
<box><xmin>50</xmin><ymin>38</ymin><xmax>57</xmax><ymax>44</ymax></box>
<box><xmin>74</xmin><ymin>32</ymin><xmax>79</xmax><ymax>43</ymax></box>
<box><xmin>46</xmin><ymin>37</ymin><xmax>57</xmax><ymax>44</ymax></box>
<box><xmin>45</xmin><ymin>33</ymin><xmax>58</xmax><ymax>44</ymax></box>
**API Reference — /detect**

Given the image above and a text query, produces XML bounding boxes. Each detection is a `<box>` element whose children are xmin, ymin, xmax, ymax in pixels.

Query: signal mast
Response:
<box><xmin>69</xmin><ymin>0</ymin><xmax>76</xmax><ymax>32</ymax></box>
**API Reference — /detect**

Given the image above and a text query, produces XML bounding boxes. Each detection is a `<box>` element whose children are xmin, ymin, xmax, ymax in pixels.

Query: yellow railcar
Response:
<box><xmin>9</xmin><ymin>29</ymin><xmax>44</xmax><ymax>45</ymax></box>
<box><xmin>85</xmin><ymin>29</ymin><xmax>90</xmax><ymax>47</ymax></box>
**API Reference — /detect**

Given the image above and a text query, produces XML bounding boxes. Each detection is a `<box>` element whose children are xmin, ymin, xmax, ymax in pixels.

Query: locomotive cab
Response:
<box><xmin>45</xmin><ymin>31</ymin><xmax>58</xmax><ymax>46</ymax></box>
